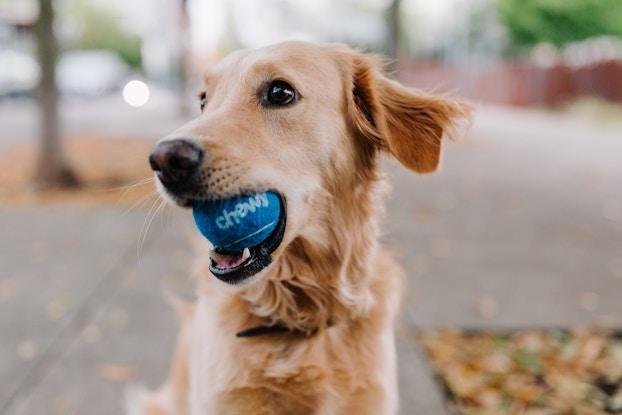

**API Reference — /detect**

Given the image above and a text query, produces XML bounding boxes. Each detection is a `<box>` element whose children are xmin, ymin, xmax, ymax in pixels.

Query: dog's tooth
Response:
<box><xmin>242</xmin><ymin>248</ymin><xmax>251</xmax><ymax>262</ymax></box>
<box><xmin>209</xmin><ymin>249</ymin><xmax>225</xmax><ymax>263</ymax></box>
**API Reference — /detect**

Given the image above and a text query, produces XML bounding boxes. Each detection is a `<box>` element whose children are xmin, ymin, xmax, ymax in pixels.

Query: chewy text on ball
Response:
<box><xmin>192</xmin><ymin>191</ymin><xmax>282</xmax><ymax>252</ymax></box>
<box><xmin>216</xmin><ymin>193</ymin><xmax>270</xmax><ymax>230</ymax></box>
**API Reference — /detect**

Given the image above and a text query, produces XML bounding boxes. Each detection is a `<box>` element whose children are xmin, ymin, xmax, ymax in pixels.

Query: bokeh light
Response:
<box><xmin>122</xmin><ymin>80</ymin><xmax>150</xmax><ymax>107</ymax></box>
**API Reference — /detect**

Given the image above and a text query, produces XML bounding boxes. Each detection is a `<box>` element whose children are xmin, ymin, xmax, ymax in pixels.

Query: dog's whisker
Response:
<box><xmin>159</xmin><ymin>201</ymin><xmax>174</xmax><ymax>228</ymax></box>
<box><xmin>123</xmin><ymin>190</ymin><xmax>160</xmax><ymax>216</ymax></box>
<box><xmin>95</xmin><ymin>177</ymin><xmax>154</xmax><ymax>194</ymax></box>
<box><xmin>118</xmin><ymin>177</ymin><xmax>155</xmax><ymax>191</ymax></box>
<box><xmin>137</xmin><ymin>199</ymin><xmax>158</xmax><ymax>260</ymax></box>
<box><xmin>117</xmin><ymin>177</ymin><xmax>156</xmax><ymax>204</ymax></box>
<box><xmin>93</xmin><ymin>176</ymin><xmax>157</xmax><ymax>210</ymax></box>
<box><xmin>137</xmin><ymin>198</ymin><xmax>167</xmax><ymax>260</ymax></box>
<box><xmin>118</xmin><ymin>177</ymin><xmax>155</xmax><ymax>197</ymax></box>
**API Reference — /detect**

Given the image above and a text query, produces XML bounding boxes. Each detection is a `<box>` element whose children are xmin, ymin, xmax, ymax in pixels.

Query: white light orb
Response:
<box><xmin>123</xmin><ymin>80</ymin><xmax>150</xmax><ymax>107</ymax></box>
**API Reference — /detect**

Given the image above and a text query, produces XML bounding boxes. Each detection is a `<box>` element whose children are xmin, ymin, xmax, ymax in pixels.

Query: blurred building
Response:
<box><xmin>1</xmin><ymin>0</ymin><xmax>621</xmax><ymax>107</ymax></box>
<box><xmin>0</xmin><ymin>2</ymin><xmax>39</xmax><ymax>98</ymax></box>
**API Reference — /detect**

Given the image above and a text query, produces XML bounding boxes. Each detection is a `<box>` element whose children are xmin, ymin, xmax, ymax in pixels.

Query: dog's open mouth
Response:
<box><xmin>192</xmin><ymin>192</ymin><xmax>287</xmax><ymax>284</ymax></box>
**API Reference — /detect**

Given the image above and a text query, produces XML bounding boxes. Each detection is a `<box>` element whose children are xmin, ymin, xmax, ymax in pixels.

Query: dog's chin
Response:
<box><xmin>212</xmin><ymin>264</ymin><xmax>272</xmax><ymax>288</ymax></box>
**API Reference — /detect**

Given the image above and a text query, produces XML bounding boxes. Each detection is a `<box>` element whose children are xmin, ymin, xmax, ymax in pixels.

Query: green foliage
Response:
<box><xmin>499</xmin><ymin>0</ymin><xmax>622</xmax><ymax>48</ymax></box>
<box><xmin>62</xmin><ymin>0</ymin><xmax>142</xmax><ymax>68</ymax></box>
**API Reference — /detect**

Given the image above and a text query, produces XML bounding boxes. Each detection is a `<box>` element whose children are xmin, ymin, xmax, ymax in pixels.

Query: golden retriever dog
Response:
<box><xmin>129</xmin><ymin>41</ymin><xmax>471</xmax><ymax>415</ymax></box>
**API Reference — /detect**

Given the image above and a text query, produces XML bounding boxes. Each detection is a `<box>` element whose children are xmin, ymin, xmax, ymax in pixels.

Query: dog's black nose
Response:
<box><xmin>149</xmin><ymin>139</ymin><xmax>203</xmax><ymax>185</ymax></box>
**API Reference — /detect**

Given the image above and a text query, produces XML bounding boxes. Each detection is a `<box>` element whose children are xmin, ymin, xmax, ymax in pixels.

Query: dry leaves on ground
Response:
<box><xmin>0</xmin><ymin>136</ymin><xmax>156</xmax><ymax>208</ymax></box>
<box><xmin>419</xmin><ymin>329</ymin><xmax>622</xmax><ymax>415</ymax></box>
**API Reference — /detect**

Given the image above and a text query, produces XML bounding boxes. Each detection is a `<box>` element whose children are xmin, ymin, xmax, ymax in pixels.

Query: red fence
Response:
<box><xmin>398</xmin><ymin>59</ymin><xmax>622</xmax><ymax>107</ymax></box>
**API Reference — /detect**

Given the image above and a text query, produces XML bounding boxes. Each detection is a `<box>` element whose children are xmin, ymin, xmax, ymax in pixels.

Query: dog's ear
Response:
<box><xmin>345</xmin><ymin>53</ymin><xmax>473</xmax><ymax>173</ymax></box>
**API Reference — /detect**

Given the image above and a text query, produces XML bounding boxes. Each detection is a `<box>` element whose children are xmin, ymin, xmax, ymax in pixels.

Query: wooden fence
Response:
<box><xmin>398</xmin><ymin>59</ymin><xmax>622</xmax><ymax>107</ymax></box>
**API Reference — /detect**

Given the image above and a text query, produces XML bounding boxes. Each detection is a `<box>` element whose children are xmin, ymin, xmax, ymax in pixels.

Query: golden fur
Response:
<box><xmin>128</xmin><ymin>42</ymin><xmax>472</xmax><ymax>415</ymax></box>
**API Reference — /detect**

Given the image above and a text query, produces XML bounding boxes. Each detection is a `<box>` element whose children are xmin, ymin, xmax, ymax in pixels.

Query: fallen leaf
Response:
<box><xmin>16</xmin><ymin>340</ymin><xmax>38</xmax><ymax>361</ymax></box>
<box><xmin>476</xmin><ymin>296</ymin><xmax>498</xmax><ymax>319</ymax></box>
<box><xmin>98</xmin><ymin>364</ymin><xmax>137</xmax><ymax>383</ymax></box>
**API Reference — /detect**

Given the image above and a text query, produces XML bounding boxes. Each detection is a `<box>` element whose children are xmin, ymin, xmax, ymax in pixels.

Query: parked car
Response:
<box><xmin>0</xmin><ymin>49</ymin><xmax>40</xmax><ymax>98</ymax></box>
<box><xmin>56</xmin><ymin>50</ymin><xmax>132</xmax><ymax>97</ymax></box>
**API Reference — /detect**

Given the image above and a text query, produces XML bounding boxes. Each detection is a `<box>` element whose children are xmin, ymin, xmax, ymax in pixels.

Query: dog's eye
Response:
<box><xmin>199</xmin><ymin>93</ymin><xmax>207</xmax><ymax>112</ymax></box>
<box><xmin>266</xmin><ymin>81</ymin><xmax>297</xmax><ymax>106</ymax></box>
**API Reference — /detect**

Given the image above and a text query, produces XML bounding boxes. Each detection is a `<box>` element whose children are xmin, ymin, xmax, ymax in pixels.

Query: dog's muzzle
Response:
<box><xmin>149</xmin><ymin>139</ymin><xmax>287</xmax><ymax>284</ymax></box>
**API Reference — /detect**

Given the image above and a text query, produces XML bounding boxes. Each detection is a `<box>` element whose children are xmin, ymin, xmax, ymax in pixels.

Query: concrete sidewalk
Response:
<box><xmin>1</xmin><ymin>104</ymin><xmax>621</xmax><ymax>415</ymax></box>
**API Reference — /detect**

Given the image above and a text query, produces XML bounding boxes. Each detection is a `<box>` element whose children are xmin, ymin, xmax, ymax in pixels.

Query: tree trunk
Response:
<box><xmin>176</xmin><ymin>0</ymin><xmax>191</xmax><ymax>117</ymax></box>
<box><xmin>34</xmin><ymin>0</ymin><xmax>79</xmax><ymax>189</ymax></box>
<box><xmin>387</xmin><ymin>0</ymin><xmax>401</xmax><ymax>73</ymax></box>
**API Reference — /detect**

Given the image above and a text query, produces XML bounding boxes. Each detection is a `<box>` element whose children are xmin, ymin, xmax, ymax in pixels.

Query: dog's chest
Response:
<box><xmin>188</xmin><ymin>299</ymin><xmax>331</xmax><ymax>414</ymax></box>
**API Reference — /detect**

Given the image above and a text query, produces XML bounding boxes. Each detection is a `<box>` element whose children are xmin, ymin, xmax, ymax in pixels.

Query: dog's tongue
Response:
<box><xmin>210</xmin><ymin>248</ymin><xmax>250</xmax><ymax>270</ymax></box>
<box><xmin>214</xmin><ymin>254</ymin><xmax>243</xmax><ymax>269</ymax></box>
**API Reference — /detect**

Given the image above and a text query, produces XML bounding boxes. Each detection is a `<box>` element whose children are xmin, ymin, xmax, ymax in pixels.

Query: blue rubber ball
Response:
<box><xmin>192</xmin><ymin>191</ymin><xmax>281</xmax><ymax>252</ymax></box>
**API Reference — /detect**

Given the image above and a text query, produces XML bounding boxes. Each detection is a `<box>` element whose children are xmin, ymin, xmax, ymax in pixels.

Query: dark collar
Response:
<box><xmin>236</xmin><ymin>319</ymin><xmax>333</xmax><ymax>338</ymax></box>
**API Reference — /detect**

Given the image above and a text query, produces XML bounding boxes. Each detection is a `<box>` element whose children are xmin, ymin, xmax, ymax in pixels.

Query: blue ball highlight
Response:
<box><xmin>192</xmin><ymin>191</ymin><xmax>281</xmax><ymax>252</ymax></box>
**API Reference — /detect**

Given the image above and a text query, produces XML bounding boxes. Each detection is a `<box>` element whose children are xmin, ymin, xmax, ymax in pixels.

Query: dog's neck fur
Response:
<box><xmin>240</xmin><ymin>153</ymin><xmax>386</xmax><ymax>333</ymax></box>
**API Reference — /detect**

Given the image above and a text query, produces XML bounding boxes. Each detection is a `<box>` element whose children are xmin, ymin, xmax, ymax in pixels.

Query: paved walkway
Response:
<box><xmin>1</xmin><ymin>98</ymin><xmax>621</xmax><ymax>414</ymax></box>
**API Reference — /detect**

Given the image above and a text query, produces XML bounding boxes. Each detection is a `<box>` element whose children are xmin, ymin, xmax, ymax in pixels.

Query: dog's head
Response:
<box><xmin>150</xmin><ymin>41</ymin><xmax>472</xmax><ymax>286</ymax></box>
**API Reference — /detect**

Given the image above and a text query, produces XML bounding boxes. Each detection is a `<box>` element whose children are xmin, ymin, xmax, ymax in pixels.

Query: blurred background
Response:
<box><xmin>1</xmin><ymin>1</ymin><xmax>621</xmax><ymax>414</ymax></box>
<box><xmin>1</xmin><ymin>0</ymin><xmax>622</xmax><ymax>188</ymax></box>
<box><xmin>4</xmin><ymin>0</ymin><xmax>622</xmax><ymax>102</ymax></box>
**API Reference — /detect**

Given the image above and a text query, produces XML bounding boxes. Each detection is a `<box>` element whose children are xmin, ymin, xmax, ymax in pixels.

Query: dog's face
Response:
<box><xmin>150</xmin><ymin>41</ymin><xmax>471</xmax><ymax>286</ymax></box>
